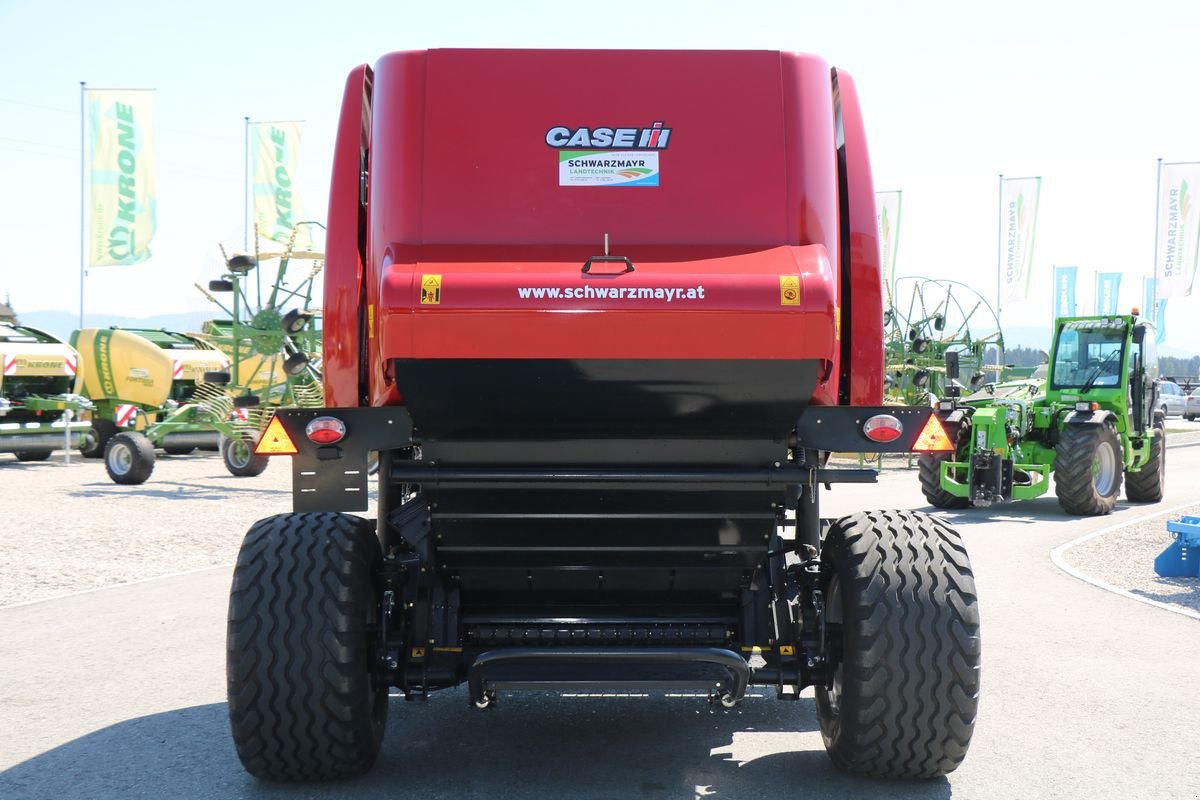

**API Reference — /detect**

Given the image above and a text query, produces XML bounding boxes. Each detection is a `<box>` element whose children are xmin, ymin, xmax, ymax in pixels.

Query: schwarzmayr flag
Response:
<box><xmin>876</xmin><ymin>191</ymin><xmax>902</xmax><ymax>305</ymax></box>
<box><xmin>251</xmin><ymin>121</ymin><xmax>311</xmax><ymax>249</ymax></box>
<box><xmin>1095</xmin><ymin>272</ymin><xmax>1122</xmax><ymax>316</ymax></box>
<box><xmin>1155</xmin><ymin>161</ymin><xmax>1200</xmax><ymax>298</ymax></box>
<box><xmin>88</xmin><ymin>89</ymin><xmax>156</xmax><ymax>266</ymax></box>
<box><xmin>1053</xmin><ymin>265</ymin><xmax>1077</xmax><ymax>318</ymax></box>
<box><xmin>998</xmin><ymin>176</ymin><xmax>1041</xmax><ymax>306</ymax></box>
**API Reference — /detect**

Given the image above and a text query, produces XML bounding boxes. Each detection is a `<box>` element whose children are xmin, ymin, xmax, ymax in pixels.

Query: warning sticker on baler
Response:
<box><xmin>779</xmin><ymin>276</ymin><xmax>801</xmax><ymax>305</ymax></box>
<box><xmin>420</xmin><ymin>275</ymin><xmax>442</xmax><ymax>305</ymax></box>
<box><xmin>559</xmin><ymin>151</ymin><xmax>659</xmax><ymax>187</ymax></box>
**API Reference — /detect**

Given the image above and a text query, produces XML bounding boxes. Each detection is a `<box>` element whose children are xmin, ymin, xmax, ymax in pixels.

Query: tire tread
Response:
<box><xmin>227</xmin><ymin>512</ymin><xmax>385</xmax><ymax>781</ymax></box>
<box><xmin>817</xmin><ymin>510</ymin><xmax>981</xmax><ymax>779</ymax></box>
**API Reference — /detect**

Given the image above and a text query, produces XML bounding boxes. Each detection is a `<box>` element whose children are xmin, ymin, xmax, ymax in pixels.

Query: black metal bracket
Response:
<box><xmin>388</xmin><ymin>463</ymin><xmax>877</xmax><ymax>488</ymax></box>
<box><xmin>581</xmin><ymin>255</ymin><xmax>635</xmax><ymax>275</ymax></box>
<box><xmin>467</xmin><ymin>647</ymin><xmax>750</xmax><ymax>707</ymax></box>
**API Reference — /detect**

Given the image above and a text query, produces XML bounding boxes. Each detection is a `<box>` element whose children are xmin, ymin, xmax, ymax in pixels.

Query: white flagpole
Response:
<box><xmin>1151</xmin><ymin>157</ymin><xmax>1162</xmax><ymax>314</ymax></box>
<box><xmin>79</xmin><ymin>81</ymin><xmax>86</xmax><ymax>330</ymax></box>
<box><xmin>243</xmin><ymin>116</ymin><xmax>250</xmax><ymax>252</ymax></box>
<box><xmin>996</xmin><ymin>174</ymin><xmax>1004</xmax><ymax>321</ymax></box>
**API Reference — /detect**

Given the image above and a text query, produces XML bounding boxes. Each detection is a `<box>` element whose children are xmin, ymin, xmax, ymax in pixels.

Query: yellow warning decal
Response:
<box><xmin>420</xmin><ymin>274</ymin><xmax>442</xmax><ymax>305</ymax></box>
<box><xmin>255</xmin><ymin>416</ymin><xmax>298</xmax><ymax>455</ymax></box>
<box><xmin>432</xmin><ymin>646</ymin><xmax>464</xmax><ymax>653</ymax></box>
<box><xmin>367</xmin><ymin>304</ymin><xmax>375</xmax><ymax>339</ymax></box>
<box><xmin>740</xmin><ymin>646</ymin><xmax>773</xmax><ymax>653</ymax></box>
<box><xmin>779</xmin><ymin>275</ymin><xmax>801</xmax><ymax>306</ymax></box>
<box><xmin>779</xmin><ymin>645</ymin><xmax>795</xmax><ymax>656</ymax></box>
<box><xmin>411</xmin><ymin>647</ymin><xmax>426</xmax><ymax>659</ymax></box>
<box><xmin>834</xmin><ymin>305</ymin><xmax>842</xmax><ymax>341</ymax></box>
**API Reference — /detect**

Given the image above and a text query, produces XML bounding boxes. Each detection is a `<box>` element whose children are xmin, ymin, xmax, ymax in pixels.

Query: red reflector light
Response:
<box><xmin>306</xmin><ymin>416</ymin><xmax>347</xmax><ymax>445</ymax></box>
<box><xmin>913</xmin><ymin>414</ymin><xmax>954</xmax><ymax>452</ymax></box>
<box><xmin>863</xmin><ymin>414</ymin><xmax>904</xmax><ymax>443</ymax></box>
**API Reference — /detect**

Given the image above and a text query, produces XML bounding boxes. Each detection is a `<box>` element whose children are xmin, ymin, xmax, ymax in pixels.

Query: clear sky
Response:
<box><xmin>2</xmin><ymin>0</ymin><xmax>1199</xmax><ymax>352</ymax></box>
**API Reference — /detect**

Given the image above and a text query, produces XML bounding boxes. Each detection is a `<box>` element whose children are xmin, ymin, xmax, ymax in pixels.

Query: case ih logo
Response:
<box><xmin>545</xmin><ymin>122</ymin><xmax>671</xmax><ymax>149</ymax></box>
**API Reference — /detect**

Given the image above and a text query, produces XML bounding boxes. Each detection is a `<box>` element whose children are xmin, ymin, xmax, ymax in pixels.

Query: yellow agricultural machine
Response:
<box><xmin>72</xmin><ymin>327</ymin><xmax>230</xmax><ymax>457</ymax></box>
<box><xmin>73</xmin><ymin>326</ymin><xmax>276</xmax><ymax>483</ymax></box>
<box><xmin>0</xmin><ymin>321</ymin><xmax>91</xmax><ymax>460</ymax></box>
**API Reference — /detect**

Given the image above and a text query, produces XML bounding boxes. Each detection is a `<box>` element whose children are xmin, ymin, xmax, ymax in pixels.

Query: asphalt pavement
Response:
<box><xmin>2</xmin><ymin>443</ymin><xmax>1200</xmax><ymax>800</ymax></box>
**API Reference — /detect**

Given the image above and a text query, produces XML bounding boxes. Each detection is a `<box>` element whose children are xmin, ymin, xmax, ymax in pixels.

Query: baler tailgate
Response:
<box><xmin>378</xmin><ymin>244</ymin><xmax>836</xmax><ymax>361</ymax></box>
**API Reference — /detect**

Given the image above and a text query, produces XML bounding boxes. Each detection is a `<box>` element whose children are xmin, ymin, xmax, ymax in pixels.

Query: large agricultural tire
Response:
<box><xmin>79</xmin><ymin>419</ymin><xmax>116</xmax><ymax>458</ymax></box>
<box><xmin>1125</xmin><ymin>424</ymin><xmax>1165</xmax><ymax>503</ymax></box>
<box><xmin>163</xmin><ymin>445</ymin><xmax>196</xmax><ymax>456</ymax></box>
<box><xmin>222</xmin><ymin>435</ymin><xmax>269</xmax><ymax>477</ymax></box>
<box><xmin>104</xmin><ymin>432</ymin><xmax>156</xmax><ymax>485</ymax></box>
<box><xmin>15</xmin><ymin>450</ymin><xmax>53</xmax><ymax>462</ymax></box>
<box><xmin>815</xmin><ymin>510</ymin><xmax>980</xmax><ymax>779</ymax></box>
<box><xmin>1054</xmin><ymin>423</ymin><xmax>1122</xmax><ymax>516</ymax></box>
<box><xmin>918</xmin><ymin>453</ymin><xmax>970</xmax><ymax>509</ymax></box>
<box><xmin>227</xmin><ymin>512</ymin><xmax>388</xmax><ymax>781</ymax></box>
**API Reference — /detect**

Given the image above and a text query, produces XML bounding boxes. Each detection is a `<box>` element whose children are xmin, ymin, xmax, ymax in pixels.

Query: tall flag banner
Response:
<box><xmin>251</xmin><ymin>121</ymin><xmax>311</xmax><ymax>249</ymax></box>
<box><xmin>1053</xmin><ymin>265</ymin><xmax>1077</xmax><ymax>318</ymax></box>
<box><xmin>876</xmin><ymin>190</ymin><xmax>902</xmax><ymax>305</ymax></box>
<box><xmin>1143</xmin><ymin>277</ymin><xmax>1168</xmax><ymax>344</ymax></box>
<box><xmin>1094</xmin><ymin>272</ymin><xmax>1122</xmax><ymax>316</ymax></box>
<box><xmin>998</xmin><ymin>176</ymin><xmax>1042</xmax><ymax>307</ymax></box>
<box><xmin>1155</xmin><ymin>161</ymin><xmax>1200</xmax><ymax>298</ymax></box>
<box><xmin>87</xmin><ymin>90</ymin><xmax>156</xmax><ymax>266</ymax></box>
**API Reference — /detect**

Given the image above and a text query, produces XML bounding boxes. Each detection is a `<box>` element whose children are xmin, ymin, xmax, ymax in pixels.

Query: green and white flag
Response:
<box><xmin>251</xmin><ymin>121</ymin><xmax>311</xmax><ymax>249</ymax></box>
<box><xmin>1155</xmin><ymin>161</ymin><xmax>1200</xmax><ymax>299</ymax></box>
<box><xmin>876</xmin><ymin>190</ymin><xmax>902</xmax><ymax>306</ymax></box>
<box><xmin>87</xmin><ymin>89</ymin><xmax>156</xmax><ymax>266</ymax></box>
<box><xmin>998</xmin><ymin>176</ymin><xmax>1041</xmax><ymax>306</ymax></box>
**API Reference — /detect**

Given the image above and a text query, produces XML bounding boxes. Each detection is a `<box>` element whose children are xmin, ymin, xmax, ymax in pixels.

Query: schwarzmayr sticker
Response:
<box><xmin>559</xmin><ymin>151</ymin><xmax>659</xmax><ymax>187</ymax></box>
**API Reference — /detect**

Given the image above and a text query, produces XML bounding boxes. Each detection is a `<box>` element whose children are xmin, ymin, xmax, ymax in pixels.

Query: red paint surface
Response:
<box><xmin>330</xmin><ymin>49</ymin><xmax>885</xmax><ymax>409</ymax></box>
<box><xmin>323</xmin><ymin>64</ymin><xmax>372</xmax><ymax>407</ymax></box>
<box><xmin>834</xmin><ymin>70</ymin><xmax>885</xmax><ymax>405</ymax></box>
<box><xmin>376</xmin><ymin>244</ymin><xmax>835</xmax><ymax>362</ymax></box>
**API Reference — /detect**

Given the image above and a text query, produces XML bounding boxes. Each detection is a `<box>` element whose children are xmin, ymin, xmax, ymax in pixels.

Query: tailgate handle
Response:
<box><xmin>581</xmin><ymin>255</ymin><xmax>635</xmax><ymax>275</ymax></box>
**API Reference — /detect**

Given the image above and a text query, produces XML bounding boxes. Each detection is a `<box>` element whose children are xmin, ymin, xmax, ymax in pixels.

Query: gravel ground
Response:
<box><xmin>4</xmin><ymin>432</ymin><xmax>1198</xmax><ymax>614</ymax></box>
<box><xmin>0</xmin><ymin>449</ymin><xmax>374</xmax><ymax>608</ymax></box>
<box><xmin>1054</xmin><ymin>429</ymin><xmax>1200</xmax><ymax>618</ymax></box>
<box><xmin>1059</xmin><ymin>502</ymin><xmax>1200</xmax><ymax>617</ymax></box>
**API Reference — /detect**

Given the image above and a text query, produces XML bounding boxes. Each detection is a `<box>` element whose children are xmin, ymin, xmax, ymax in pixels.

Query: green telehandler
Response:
<box><xmin>920</xmin><ymin>313</ymin><xmax>1165</xmax><ymax>516</ymax></box>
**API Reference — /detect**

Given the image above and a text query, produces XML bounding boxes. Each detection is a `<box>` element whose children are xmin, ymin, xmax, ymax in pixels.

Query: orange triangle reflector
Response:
<box><xmin>912</xmin><ymin>413</ymin><xmax>954</xmax><ymax>452</ymax></box>
<box><xmin>255</xmin><ymin>415</ymin><xmax>298</xmax><ymax>455</ymax></box>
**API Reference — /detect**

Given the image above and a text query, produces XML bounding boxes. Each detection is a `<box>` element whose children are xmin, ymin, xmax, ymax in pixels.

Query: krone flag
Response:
<box><xmin>1154</xmin><ymin>161</ymin><xmax>1200</xmax><ymax>298</ymax></box>
<box><xmin>998</xmin><ymin>176</ymin><xmax>1041</xmax><ymax>306</ymax></box>
<box><xmin>251</xmin><ymin>121</ymin><xmax>311</xmax><ymax>249</ymax></box>
<box><xmin>876</xmin><ymin>191</ymin><xmax>902</xmax><ymax>305</ymax></box>
<box><xmin>88</xmin><ymin>89</ymin><xmax>156</xmax><ymax>266</ymax></box>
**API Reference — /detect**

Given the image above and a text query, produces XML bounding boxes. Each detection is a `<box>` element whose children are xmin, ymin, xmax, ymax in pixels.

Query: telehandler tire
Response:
<box><xmin>918</xmin><ymin>453</ymin><xmax>970</xmax><ymax>509</ymax></box>
<box><xmin>104</xmin><ymin>432</ymin><xmax>156</xmax><ymax>485</ymax></box>
<box><xmin>222</xmin><ymin>435</ymin><xmax>269</xmax><ymax>477</ymax></box>
<box><xmin>1125</xmin><ymin>423</ymin><xmax>1165</xmax><ymax>503</ymax></box>
<box><xmin>815</xmin><ymin>510</ymin><xmax>980</xmax><ymax>778</ymax></box>
<box><xmin>1054</xmin><ymin>423</ymin><xmax>1122</xmax><ymax>515</ymax></box>
<box><xmin>227</xmin><ymin>512</ymin><xmax>388</xmax><ymax>781</ymax></box>
<box><xmin>80</xmin><ymin>420</ymin><xmax>116</xmax><ymax>458</ymax></box>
